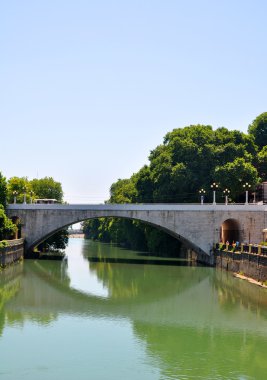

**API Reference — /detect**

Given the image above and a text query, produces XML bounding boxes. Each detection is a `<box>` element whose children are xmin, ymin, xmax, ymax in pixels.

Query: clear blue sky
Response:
<box><xmin>1</xmin><ymin>0</ymin><xmax>266</xmax><ymax>203</ymax></box>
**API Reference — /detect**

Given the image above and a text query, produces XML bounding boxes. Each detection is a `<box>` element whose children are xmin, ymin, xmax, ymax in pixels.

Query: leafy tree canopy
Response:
<box><xmin>0</xmin><ymin>205</ymin><xmax>17</xmax><ymax>240</ymax></box>
<box><xmin>84</xmin><ymin>113</ymin><xmax>267</xmax><ymax>254</ymax></box>
<box><xmin>30</xmin><ymin>177</ymin><xmax>63</xmax><ymax>202</ymax></box>
<box><xmin>7</xmin><ymin>176</ymin><xmax>63</xmax><ymax>204</ymax></box>
<box><xmin>248</xmin><ymin>112</ymin><xmax>267</xmax><ymax>150</ymax></box>
<box><xmin>7</xmin><ymin>176</ymin><xmax>66</xmax><ymax>249</ymax></box>
<box><xmin>0</xmin><ymin>173</ymin><xmax>7</xmax><ymax>207</ymax></box>
<box><xmin>7</xmin><ymin>177</ymin><xmax>29</xmax><ymax>204</ymax></box>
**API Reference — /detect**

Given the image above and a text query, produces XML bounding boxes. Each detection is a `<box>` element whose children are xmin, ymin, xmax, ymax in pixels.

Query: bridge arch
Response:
<box><xmin>220</xmin><ymin>218</ymin><xmax>240</xmax><ymax>244</ymax></box>
<box><xmin>27</xmin><ymin>215</ymin><xmax>206</xmax><ymax>258</ymax></box>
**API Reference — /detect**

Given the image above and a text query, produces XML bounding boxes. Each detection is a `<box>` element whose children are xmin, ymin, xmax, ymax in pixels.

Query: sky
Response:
<box><xmin>1</xmin><ymin>0</ymin><xmax>267</xmax><ymax>203</ymax></box>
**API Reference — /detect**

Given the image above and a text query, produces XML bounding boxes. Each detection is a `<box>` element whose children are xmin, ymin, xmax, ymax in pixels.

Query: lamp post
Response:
<box><xmin>23</xmin><ymin>187</ymin><xmax>27</xmax><ymax>204</ymax></box>
<box><xmin>211</xmin><ymin>182</ymin><xmax>218</xmax><ymax>205</ymax></box>
<box><xmin>30</xmin><ymin>191</ymin><xmax>34</xmax><ymax>204</ymax></box>
<box><xmin>13</xmin><ymin>191</ymin><xmax>18</xmax><ymax>204</ymax></box>
<box><xmin>223</xmin><ymin>188</ymin><xmax>230</xmax><ymax>205</ymax></box>
<box><xmin>199</xmin><ymin>188</ymin><xmax>206</xmax><ymax>205</ymax></box>
<box><xmin>243</xmin><ymin>182</ymin><xmax>251</xmax><ymax>205</ymax></box>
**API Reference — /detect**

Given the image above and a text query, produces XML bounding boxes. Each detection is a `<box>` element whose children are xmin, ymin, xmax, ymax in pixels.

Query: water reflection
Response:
<box><xmin>66</xmin><ymin>239</ymin><xmax>108</xmax><ymax>298</ymax></box>
<box><xmin>1</xmin><ymin>238</ymin><xmax>267</xmax><ymax>379</ymax></box>
<box><xmin>0</xmin><ymin>263</ymin><xmax>23</xmax><ymax>336</ymax></box>
<box><xmin>1</xmin><ymin>240</ymin><xmax>267</xmax><ymax>330</ymax></box>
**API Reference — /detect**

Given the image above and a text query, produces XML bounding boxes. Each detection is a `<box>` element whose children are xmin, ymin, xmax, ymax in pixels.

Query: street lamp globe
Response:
<box><xmin>13</xmin><ymin>191</ymin><xmax>18</xmax><ymax>204</ymax></box>
<box><xmin>211</xmin><ymin>182</ymin><xmax>219</xmax><ymax>205</ymax></box>
<box><xmin>199</xmin><ymin>188</ymin><xmax>206</xmax><ymax>205</ymax></box>
<box><xmin>223</xmin><ymin>188</ymin><xmax>230</xmax><ymax>205</ymax></box>
<box><xmin>243</xmin><ymin>182</ymin><xmax>251</xmax><ymax>205</ymax></box>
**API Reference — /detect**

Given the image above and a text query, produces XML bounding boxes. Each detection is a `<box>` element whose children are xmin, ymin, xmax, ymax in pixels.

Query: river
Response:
<box><xmin>1</xmin><ymin>238</ymin><xmax>267</xmax><ymax>379</ymax></box>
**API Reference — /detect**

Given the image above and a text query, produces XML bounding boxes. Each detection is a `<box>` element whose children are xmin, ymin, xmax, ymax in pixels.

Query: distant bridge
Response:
<box><xmin>6</xmin><ymin>203</ymin><xmax>267</xmax><ymax>264</ymax></box>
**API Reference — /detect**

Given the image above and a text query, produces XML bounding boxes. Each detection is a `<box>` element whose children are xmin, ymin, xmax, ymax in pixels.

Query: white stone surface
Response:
<box><xmin>7</xmin><ymin>203</ymin><xmax>267</xmax><ymax>256</ymax></box>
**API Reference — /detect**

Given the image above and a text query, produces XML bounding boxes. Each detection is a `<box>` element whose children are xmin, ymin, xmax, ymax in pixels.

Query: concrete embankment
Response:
<box><xmin>215</xmin><ymin>250</ymin><xmax>267</xmax><ymax>284</ymax></box>
<box><xmin>0</xmin><ymin>239</ymin><xmax>24</xmax><ymax>267</ymax></box>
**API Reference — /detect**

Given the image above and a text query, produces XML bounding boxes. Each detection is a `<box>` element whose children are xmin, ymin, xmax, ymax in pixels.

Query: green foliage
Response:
<box><xmin>109</xmin><ymin>179</ymin><xmax>137</xmax><ymax>203</ymax></box>
<box><xmin>248</xmin><ymin>112</ymin><xmax>267</xmax><ymax>150</ymax></box>
<box><xmin>7</xmin><ymin>177</ymin><xmax>29</xmax><ymax>204</ymax></box>
<box><xmin>7</xmin><ymin>176</ymin><xmax>63</xmax><ymax>204</ymax></box>
<box><xmin>83</xmin><ymin>113</ymin><xmax>267</xmax><ymax>255</ymax></box>
<box><xmin>0</xmin><ymin>240</ymin><xmax>8</xmax><ymax>250</ymax></box>
<box><xmin>30</xmin><ymin>177</ymin><xmax>63</xmax><ymax>202</ymax></box>
<box><xmin>0</xmin><ymin>205</ymin><xmax>17</xmax><ymax>240</ymax></box>
<box><xmin>133</xmin><ymin>165</ymin><xmax>154</xmax><ymax>203</ymax></box>
<box><xmin>257</xmin><ymin>146</ymin><xmax>267</xmax><ymax>180</ymax></box>
<box><xmin>38</xmin><ymin>230</ymin><xmax>69</xmax><ymax>252</ymax></box>
<box><xmin>214</xmin><ymin>158</ymin><xmax>259</xmax><ymax>200</ymax></box>
<box><xmin>83</xmin><ymin>218</ymin><xmax>147</xmax><ymax>251</ymax></box>
<box><xmin>7</xmin><ymin>175</ymin><xmax>67</xmax><ymax>250</ymax></box>
<box><xmin>0</xmin><ymin>173</ymin><xmax>7</xmax><ymax>207</ymax></box>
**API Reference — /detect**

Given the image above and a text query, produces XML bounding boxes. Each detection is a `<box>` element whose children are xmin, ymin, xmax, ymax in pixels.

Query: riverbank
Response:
<box><xmin>233</xmin><ymin>273</ymin><xmax>267</xmax><ymax>288</ymax></box>
<box><xmin>0</xmin><ymin>238</ymin><xmax>24</xmax><ymax>267</ymax></box>
<box><xmin>215</xmin><ymin>249</ymin><xmax>267</xmax><ymax>285</ymax></box>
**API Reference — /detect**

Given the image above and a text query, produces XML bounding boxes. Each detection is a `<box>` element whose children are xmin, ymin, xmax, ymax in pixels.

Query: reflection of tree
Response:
<box><xmin>2</xmin><ymin>260</ymin><xmax>71</xmax><ymax>328</ymax></box>
<box><xmin>88</xmin><ymin>260</ymin><xmax>208</xmax><ymax>301</ymax></box>
<box><xmin>31</xmin><ymin>259</ymin><xmax>71</xmax><ymax>288</ymax></box>
<box><xmin>0</xmin><ymin>267</ymin><xmax>22</xmax><ymax>336</ymax></box>
<box><xmin>133</xmin><ymin>321</ymin><xmax>267</xmax><ymax>379</ymax></box>
<box><xmin>5</xmin><ymin>310</ymin><xmax>58</xmax><ymax>327</ymax></box>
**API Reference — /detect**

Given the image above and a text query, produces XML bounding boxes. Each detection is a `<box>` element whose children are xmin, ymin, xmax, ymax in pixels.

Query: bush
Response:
<box><xmin>0</xmin><ymin>240</ymin><xmax>8</xmax><ymax>251</ymax></box>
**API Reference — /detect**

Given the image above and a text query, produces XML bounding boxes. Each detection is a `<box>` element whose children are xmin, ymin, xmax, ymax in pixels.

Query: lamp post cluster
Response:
<box><xmin>12</xmin><ymin>190</ymin><xmax>35</xmax><ymax>204</ymax></box>
<box><xmin>199</xmin><ymin>182</ymin><xmax>252</xmax><ymax>205</ymax></box>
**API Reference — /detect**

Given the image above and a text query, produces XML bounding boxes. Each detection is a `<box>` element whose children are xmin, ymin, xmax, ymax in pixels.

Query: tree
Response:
<box><xmin>30</xmin><ymin>177</ymin><xmax>63</xmax><ymax>201</ymax></box>
<box><xmin>258</xmin><ymin>146</ymin><xmax>267</xmax><ymax>180</ymax></box>
<box><xmin>109</xmin><ymin>179</ymin><xmax>137</xmax><ymax>203</ymax></box>
<box><xmin>248</xmin><ymin>112</ymin><xmax>267</xmax><ymax>150</ymax></box>
<box><xmin>214</xmin><ymin>158</ymin><xmax>260</xmax><ymax>200</ymax></box>
<box><xmin>7</xmin><ymin>177</ymin><xmax>30</xmax><ymax>204</ymax></box>
<box><xmin>0</xmin><ymin>173</ymin><xmax>7</xmax><ymax>207</ymax></box>
<box><xmin>38</xmin><ymin>230</ymin><xmax>69</xmax><ymax>252</ymax></box>
<box><xmin>83</xmin><ymin>120</ymin><xmax>264</xmax><ymax>255</ymax></box>
<box><xmin>133</xmin><ymin>165</ymin><xmax>154</xmax><ymax>203</ymax></box>
<box><xmin>0</xmin><ymin>205</ymin><xmax>17</xmax><ymax>240</ymax></box>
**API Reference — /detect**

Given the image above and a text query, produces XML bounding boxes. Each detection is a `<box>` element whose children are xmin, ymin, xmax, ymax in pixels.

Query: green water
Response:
<box><xmin>1</xmin><ymin>239</ymin><xmax>267</xmax><ymax>379</ymax></box>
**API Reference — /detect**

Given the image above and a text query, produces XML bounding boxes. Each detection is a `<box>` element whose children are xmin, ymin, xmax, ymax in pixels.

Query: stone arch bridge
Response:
<box><xmin>7</xmin><ymin>204</ymin><xmax>267</xmax><ymax>264</ymax></box>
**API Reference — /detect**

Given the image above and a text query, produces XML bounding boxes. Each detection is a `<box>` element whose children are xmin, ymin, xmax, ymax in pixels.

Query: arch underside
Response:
<box><xmin>27</xmin><ymin>214</ymin><xmax>209</xmax><ymax>257</ymax></box>
<box><xmin>220</xmin><ymin>218</ymin><xmax>240</xmax><ymax>244</ymax></box>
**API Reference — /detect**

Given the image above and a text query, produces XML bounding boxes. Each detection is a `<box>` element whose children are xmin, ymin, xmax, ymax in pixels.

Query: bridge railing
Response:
<box><xmin>215</xmin><ymin>243</ymin><xmax>267</xmax><ymax>256</ymax></box>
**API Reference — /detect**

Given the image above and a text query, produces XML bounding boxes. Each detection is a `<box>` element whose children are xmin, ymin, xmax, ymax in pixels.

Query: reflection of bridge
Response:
<box><xmin>4</xmin><ymin>260</ymin><xmax>267</xmax><ymax>336</ymax></box>
<box><xmin>7</xmin><ymin>204</ymin><xmax>267</xmax><ymax>261</ymax></box>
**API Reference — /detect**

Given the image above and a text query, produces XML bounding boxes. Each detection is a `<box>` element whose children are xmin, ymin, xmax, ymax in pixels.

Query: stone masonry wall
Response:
<box><xmin>0</xmin><ymin>239</ymin><xmax>24</xmax><ymax>267</ymax></box>
<box><xmin>215</xmin><ymin>250</ymin><xmax>267</xmax><ymax>283</ymax></box>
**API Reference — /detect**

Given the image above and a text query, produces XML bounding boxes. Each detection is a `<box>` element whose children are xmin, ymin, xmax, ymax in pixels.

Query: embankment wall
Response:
<box><xmin>215</xmin><ymin>250</ymin><xmax>267</xmax><ymax>283</ymax></box>
<box><xmin>0</xmin><ymin>239</ymin><xmax>24</xmax><ymax>267</ymax></box>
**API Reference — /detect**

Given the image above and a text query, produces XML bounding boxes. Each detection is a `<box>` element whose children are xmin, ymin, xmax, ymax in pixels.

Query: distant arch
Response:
<box><xmin>220</xmin><ymin>218</ymin><xmax>240</xmax><ymax>244</ymax></box>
